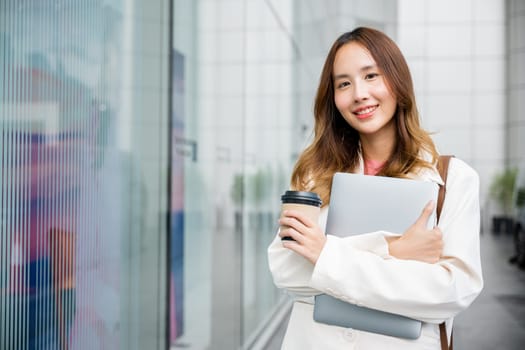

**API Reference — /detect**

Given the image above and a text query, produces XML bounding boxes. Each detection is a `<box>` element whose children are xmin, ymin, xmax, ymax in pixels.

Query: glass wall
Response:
<box><xmin>170</xmin><ymin>0</ymin><xmax>297</xmax><ymax>348</ymax></box>
<box><xmin>1</xmin><ymin>0</ymin><xmax>297</xmax><ymax>348</ymax></box>
<box><xmin>0</xmin><ymin>0</ymin><xmax>170</xmax><ymax>349</ymax></box>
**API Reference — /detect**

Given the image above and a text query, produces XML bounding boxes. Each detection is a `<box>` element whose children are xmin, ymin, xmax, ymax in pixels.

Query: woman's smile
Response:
<box><xmin>353</xmin><ymin>104</ymin><xmax>379</xmax><ymax>119</ymax></box>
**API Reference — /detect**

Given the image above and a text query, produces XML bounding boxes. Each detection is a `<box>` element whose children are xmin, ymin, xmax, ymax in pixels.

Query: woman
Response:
<box><xmin>268</xmin><ymin>27</ymin><xmax>483</xmax><ymax>349</ymax></box>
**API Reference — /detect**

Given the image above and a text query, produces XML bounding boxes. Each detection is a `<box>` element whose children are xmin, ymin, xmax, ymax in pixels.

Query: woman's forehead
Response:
<box><xmin>333</xmin><ymin>42</ymin><xmax>378</xmax><ymax>75</ymax></box>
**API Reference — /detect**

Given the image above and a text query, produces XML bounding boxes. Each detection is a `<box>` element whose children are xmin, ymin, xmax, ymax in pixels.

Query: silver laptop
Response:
<box><xmin>326</xmin><ymin>172</ymin><xmax>438</xmax><ymax>235</ymax></box>
<box><xmin>313</xmin><ymin>172</ymin><xmax>439</xmax><ymax>339</ymax></box>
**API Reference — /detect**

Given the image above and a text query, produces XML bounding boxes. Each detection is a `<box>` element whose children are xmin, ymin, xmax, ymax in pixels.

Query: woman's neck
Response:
<box><xmin>359</xmin><ymin>120</ymin><xmax>397</xmax><ymax>163</ymax></box>
<box><xmin>360</xmin><ymin>135</ymin><xmax>396</xmax><ymax>164</ymax></box>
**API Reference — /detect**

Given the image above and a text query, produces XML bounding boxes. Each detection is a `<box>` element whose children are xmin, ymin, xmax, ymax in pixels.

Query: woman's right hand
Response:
<box><xmin>387</xmin><ymin>201</ymin><xmax>443</xmax><ymax>263</ymax></box>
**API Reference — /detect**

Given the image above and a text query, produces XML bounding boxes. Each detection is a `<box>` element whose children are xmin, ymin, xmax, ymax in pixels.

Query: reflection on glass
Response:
<box><xmin>0</xmin><ymin>1</ymin><xmax>165</xmax><ymax>349</ymax></box>
<box><xmin>170</xmin><ymin>48</ymin><xmax>185</xmax><ymax>344</ymax></box>
<box><xmin>171</xmin><ymin>0</ymin><xmax>296</xmax><ymax>348</ymax></box>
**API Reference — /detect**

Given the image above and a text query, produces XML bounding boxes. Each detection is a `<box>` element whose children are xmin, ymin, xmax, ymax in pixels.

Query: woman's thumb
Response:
<box><xmin>415</xmin><ymin>200</ymin><xmax>435</xmax><ymax>227</ymax></box>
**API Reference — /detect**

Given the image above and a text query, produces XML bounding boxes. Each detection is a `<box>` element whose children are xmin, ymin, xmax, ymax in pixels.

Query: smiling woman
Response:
<box><xmin>268</xmin><ymin>27</ymin><xmax>483</xmax><ymax>350</ymax></box>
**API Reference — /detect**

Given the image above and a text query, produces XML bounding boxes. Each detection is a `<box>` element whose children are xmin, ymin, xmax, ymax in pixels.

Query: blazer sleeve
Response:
<box><xmin>267</xmin><ymin>207</ymin><xmax>392</xmax><ymax>298</ymax></box>
<box><xmin>309</xmin><ymin>158</ymin><xmax>484</xmax><ymax>323</ymax></box>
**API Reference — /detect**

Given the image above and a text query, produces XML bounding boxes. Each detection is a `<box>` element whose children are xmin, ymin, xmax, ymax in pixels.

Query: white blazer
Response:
<box><xmin>268</xmin><ymin>157</ymin><xmax>483</xmax><ymax>350</ymax></box>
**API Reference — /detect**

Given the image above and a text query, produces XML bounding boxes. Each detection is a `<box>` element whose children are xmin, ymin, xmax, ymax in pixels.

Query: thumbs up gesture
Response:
<box><xmin>387</xmin><ymin>201</ymin><xmax>443</xmax><ymax>264</ymax></box>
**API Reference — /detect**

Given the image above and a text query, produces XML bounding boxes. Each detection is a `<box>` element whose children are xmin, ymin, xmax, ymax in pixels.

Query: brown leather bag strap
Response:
<box><xmin>436</xmin><ymin>155</ymin><xmax>454</xmax><ymax>350</ymax></box>
<box><xmin>436</xmin><ymin>155</ymin><xmax>453</xmax><ymax>222</ymax></box>
<box><xmin>439</xmin><ymin>322</ymin><xmax>453</xmax><ymax>350</ymax></box>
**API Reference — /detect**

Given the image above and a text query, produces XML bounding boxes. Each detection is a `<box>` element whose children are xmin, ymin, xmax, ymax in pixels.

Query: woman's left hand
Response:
<box><xmin>278</xmin><ymin>209</ymin><xmax>327</xmax><ymax>264</ymax></box>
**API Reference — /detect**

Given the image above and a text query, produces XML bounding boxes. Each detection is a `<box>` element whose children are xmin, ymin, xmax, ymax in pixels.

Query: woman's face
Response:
<box><xmin>332</xmin><ymin>42</ymin><xmax>397</xmax><ymax>141</ymax></box>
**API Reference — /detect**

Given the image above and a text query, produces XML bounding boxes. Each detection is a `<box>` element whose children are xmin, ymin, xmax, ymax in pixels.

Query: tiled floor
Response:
<box><xmin>268</xmin><ymin>232</ymin><xmax>525</xmax><ymax>349</ymax></box>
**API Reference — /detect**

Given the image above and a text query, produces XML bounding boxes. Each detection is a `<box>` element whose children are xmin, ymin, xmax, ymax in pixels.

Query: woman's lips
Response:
<box><xmin>353</xmin><ymin>105</ymin><xmax>378</xmax><ymax>119</ymax></box>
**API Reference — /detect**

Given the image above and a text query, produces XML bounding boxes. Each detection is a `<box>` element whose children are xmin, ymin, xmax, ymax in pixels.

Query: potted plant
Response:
<box><xmin>489</xmin><ymin>168</ymin><xmax>518</xmax><ymax>234</ymax></box>
<box><xmin>230</xmin><ymin>167</ymin><xmax>273</xmax><ymax>232</ymax></box>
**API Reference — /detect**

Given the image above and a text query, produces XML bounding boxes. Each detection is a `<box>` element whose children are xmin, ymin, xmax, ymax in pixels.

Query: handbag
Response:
<box><xmin>436</xmin><ymin>155</ymin><xmax>454</xmax><ymax>350</ymax></box>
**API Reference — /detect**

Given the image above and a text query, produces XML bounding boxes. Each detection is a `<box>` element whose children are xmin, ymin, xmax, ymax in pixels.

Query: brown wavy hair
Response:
<box><xmin>291</xmin><ymin>27</ymin><xmax>438</xmax><ymax>206</ymax></box>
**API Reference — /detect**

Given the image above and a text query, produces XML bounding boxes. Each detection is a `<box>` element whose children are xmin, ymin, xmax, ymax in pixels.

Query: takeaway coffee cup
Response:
<box><xmin>280</xmin><ymin>190</ymin><xmax>322</xmax><ymax>241</ymax></box>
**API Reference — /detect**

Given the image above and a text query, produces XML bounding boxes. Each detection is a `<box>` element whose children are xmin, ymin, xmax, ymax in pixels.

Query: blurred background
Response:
<box><xmin>0</xmin><ymin>0</ymin><xmax>524</xmax><ymax>349</ymax></box>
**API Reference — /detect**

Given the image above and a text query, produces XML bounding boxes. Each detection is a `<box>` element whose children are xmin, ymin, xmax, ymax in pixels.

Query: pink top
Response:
<box><xmin>364</xmin><ymin>158</ymin><xmax>385</xmax><ymax>175</ymax></box>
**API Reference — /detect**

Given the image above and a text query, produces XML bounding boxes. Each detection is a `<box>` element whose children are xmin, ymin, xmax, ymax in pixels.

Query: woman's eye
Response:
<box><xmin>365</xmin><ymin>73</ymin><xmax>379</xmax><ymax>80</ymax></box>
<box><xmin>337</xmin><ymin>81</ymin><xmax>350</xmax><ymax>88</ymax></box>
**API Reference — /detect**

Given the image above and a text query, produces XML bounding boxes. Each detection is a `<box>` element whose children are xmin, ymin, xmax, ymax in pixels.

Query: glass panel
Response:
<box><xmin>171</xmin><ymin>0</ymin><xmax>298</xmax><ymax>348</ymax></box>
<box><xmin>241</xmin><ymin>0</ymin><xmax>296</xmax><ymax>343</ymax></box>
<box><xmin>0</xmin><ymin>1</ymin><xmax>169</xmax><ymax>349</ymax></box>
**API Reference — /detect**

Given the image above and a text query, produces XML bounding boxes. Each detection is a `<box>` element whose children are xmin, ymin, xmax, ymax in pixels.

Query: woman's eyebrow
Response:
<box><xmin>360</xmin><ymin>64</ymin><xmax>377</xmax><ymax>72</ymax></box>
<box><xmin>333</xmin><ymin>73</ymin><xmax>350</xmax><ymax>80</ymax></box>
<box><xmin>333</xmin><ymin>65</ymin><xmax>378</xmax><ymax>80</ymax></box>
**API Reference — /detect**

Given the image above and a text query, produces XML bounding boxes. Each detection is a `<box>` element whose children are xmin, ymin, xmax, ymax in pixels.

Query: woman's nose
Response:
<box><xmin>352</xmin><ymin>81</ymin><xmax>369</xmax><ymax>102</ymax></box>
